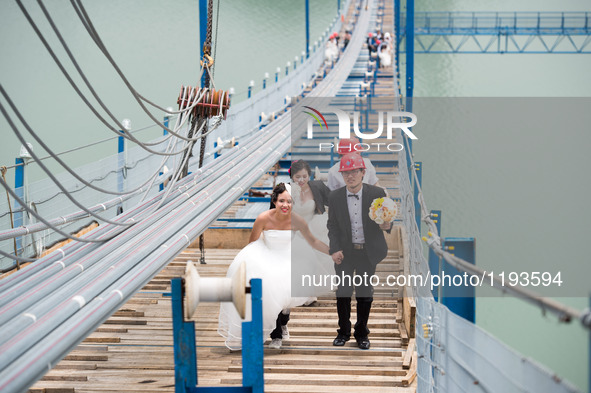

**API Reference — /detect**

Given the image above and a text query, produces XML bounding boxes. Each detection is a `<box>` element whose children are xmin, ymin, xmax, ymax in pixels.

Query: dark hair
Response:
<box><xmin>270</xmin><ymin>182</ymin><xmax>288</xmax><ymax>209</ymax></box>
<box><xmin>289</xmin><ymin>160</ymin><xmax>311</xmax><ymax>179</ymax></box>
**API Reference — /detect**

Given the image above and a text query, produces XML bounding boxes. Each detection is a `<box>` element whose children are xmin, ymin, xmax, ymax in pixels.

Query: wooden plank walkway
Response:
<box><xmin>30</xmin><ymin>241</ymin><xmax>416</xmax><ymax>393</ymax></box>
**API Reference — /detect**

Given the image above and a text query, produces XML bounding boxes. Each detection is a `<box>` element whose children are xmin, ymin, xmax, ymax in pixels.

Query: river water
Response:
<box><xmin>0</xmin><ymin>0</ymin><xmax>589</xmax><ymax>390</ymax></box>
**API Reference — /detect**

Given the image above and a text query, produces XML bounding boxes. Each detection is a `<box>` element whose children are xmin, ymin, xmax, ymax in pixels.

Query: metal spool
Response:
<box><xmin>177</xmin><ymin>86</ymin><xmax>231</xmax><ymax>119</ymax></box>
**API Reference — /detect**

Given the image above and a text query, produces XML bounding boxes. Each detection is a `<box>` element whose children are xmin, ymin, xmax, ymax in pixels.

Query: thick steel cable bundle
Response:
<box><xmin>0</xmin><ymin>1</ymin><xmax>367</xmax><ymax>391</ymax></box>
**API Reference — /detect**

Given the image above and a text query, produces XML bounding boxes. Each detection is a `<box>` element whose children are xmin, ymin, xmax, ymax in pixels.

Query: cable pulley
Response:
<box><xmin>177</xmin><ymin>86</ymin><xmax>230</xmax><ymax>119</ymax></box>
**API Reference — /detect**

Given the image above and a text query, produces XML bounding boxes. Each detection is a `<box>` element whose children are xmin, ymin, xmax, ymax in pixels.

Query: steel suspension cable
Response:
<box><xmin>70</xmin><ymin>0</ymin><xmax>211</xmax><ymax>141</ymax></box>
<box><xmin>14</xmin><ymin>0</ymin><xmax>195</xmax><ymax>157</ymax></box>
<box><xmin>0</xmin><ymin>85</ymin><xmax>181</xmax><ymax>197</ymax></box>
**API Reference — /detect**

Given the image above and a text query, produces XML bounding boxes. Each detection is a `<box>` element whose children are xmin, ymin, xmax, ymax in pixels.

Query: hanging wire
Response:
<box><xmin>69</xmin><ymin>0</ymin><xmax>215</xmax><ymax>141</ymax></box>
<box><xmin>0</xmin><ymin>85</ymin><xmax>180</xmax><ymax>197</ymax></box>
<box><xmin>0</xmin><ymin>99</ymin><xmax>135</xmax><ymax>228</ymax></box>
<box><xmin>0</xmin><ymin>167</ymin><xmax>19</xmax><ymax>268</ymax></box>
<box><xmin>17</xmin><ymin>0</ymin><xmax>207</xmax><ymax>158</ymax></box>
<box><xmin>0</xmin><ymin>174</ymin><xmax>113</xmax><ymax>245</ymax></box>
<box><xmin>15</xmin><ymin>0</ymin><xmax>190</xmax><ymax>157</ymax></box>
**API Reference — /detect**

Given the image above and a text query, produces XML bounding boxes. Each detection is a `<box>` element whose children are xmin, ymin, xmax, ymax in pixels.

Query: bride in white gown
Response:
<box><xmin>290</xmin><ymin>160</ymin><xmax>334</xmax><ymax>298</ymax></box>
<box><xmin>218</xmin><ymin>183</ymin><xmax>329</xmax><ymax>350</ymax></box>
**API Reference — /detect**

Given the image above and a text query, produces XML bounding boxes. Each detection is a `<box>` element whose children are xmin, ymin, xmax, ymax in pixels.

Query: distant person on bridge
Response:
<box><xmin>366</xmin><ymin>32</ymin><xmax>378</xmax><ymax>53</ymax></box>
<box><xmin>378</xmin><ymin>43</ymin><xmax>392</xmax><ymax>68</ymax></box>
<box><xmin>327</xmin><ymin>153</ymin><xmax>392</xmax><ymax>350</ymax></box>
<box><xmin>325</xmin><ymin>33</ymin><xmax>339</xmax><ymax>62</ymax></box>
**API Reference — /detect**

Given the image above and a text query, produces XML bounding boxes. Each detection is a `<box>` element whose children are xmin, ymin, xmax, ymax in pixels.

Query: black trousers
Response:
<box><xmin>270</xmin><ymin>310</ymin><xmax>290</xmax><ymax>339</ymax></box>
<box><xmin>334</xmin><ymin>248</ymin><xmax>376</xmax><ymax>340</ymax></box>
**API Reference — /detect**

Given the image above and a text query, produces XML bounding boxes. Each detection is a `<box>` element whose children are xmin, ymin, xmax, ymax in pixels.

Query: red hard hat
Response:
<box><xmin>337</xmin><ymin>138</ymin><xmax>360</xmax><ymax>154</ymax></box>
<box><xmin>368</xmin><ymin>32</ymin><xmax>373</xmax><ymax>37</ymax></box>
<box><xmin>339</xmin><ymin>152</ymin><xmax>366</xmax><ymax>172</ymax></box>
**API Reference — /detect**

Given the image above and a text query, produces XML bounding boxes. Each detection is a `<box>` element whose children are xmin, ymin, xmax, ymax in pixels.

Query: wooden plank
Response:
<box><xmin>402</xmin><ymin>338</ymin><xmax>416</xmax><ymax>370</ymax></box>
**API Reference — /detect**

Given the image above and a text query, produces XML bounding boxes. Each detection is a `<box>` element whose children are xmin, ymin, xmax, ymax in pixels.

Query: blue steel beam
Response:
<box><xmin>399</xmin><ymin>11</ymin><xmax>591</xmax><ymax>53</ymax></box>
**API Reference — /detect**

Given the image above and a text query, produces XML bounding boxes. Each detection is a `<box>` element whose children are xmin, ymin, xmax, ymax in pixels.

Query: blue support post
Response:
<box><xmin>163</xmin><ymin>113</ymin><xmax>170</xmax><ymax>136</ymax></box>
<box><xmin>405</xmin><ymin>0</ymin><xmax>414</xmax><ymax>103</ymax></box>
<box><xmin>199</xmin><ymin>0</ymin><xmax>208</xmax><ymax>88</ymax></box>
<box><xmin>275</xmin><ymin>68</ymin><xmax>280</xmax><ymax>83</ymax></box>
<box><xmin>171</xmin><ymin>277</ymin><xmax>263</xmax><ymax>393</ymax></box>
<box><xmin>441</xmin><ymin>238</ymin><xmax>476</xmax><ymax>323</ymax></box>
<box><xmin>305</xmin><ymin>0</ymin><xmax>310</xmax><ymax>59</ymax></box>
<box><xmin>160</xmin><ymin>114</ymin><xmax>170</xmax><ymax>191</ymax></box>
<box><xmin>405</xmin><ymin>0</ymin><xmax>415</xmax><ymax>180</ymax></box>
<box><xmin>171</xmin><ymin>278</ymin><xmax>198</xmax><ymax>393</ymax></box>
<box><xmin>427</xmin><ymin>210</ymin><xmax>442</xmax><ymax>301</ymax></box>
<box><xmin>413</xmin><ymin>162</ymin><xmax>422</xmax><ymax>234</ymax></box>
<box><xmin>394</xmin><ymin>0</ymin><xmax>400</xmax><ymax>75</ymax></box>
<box><xmin>14</xmin><ymin>158</ymin><xmax>24</xmax><ymax>259</ymax></box>
<box><xmin>242</xmin><ymin>279</ymin><xmax>264</xmax><ymax>393</ymax></box>
<box><xmin>286</xmin><ymin>62</ymin><xmax>290</xmax><ymax>76</ymax></box>
<box><xmin>117</xmin><ymin>130</ymin><xmax>125</xmax><ymax>214</ymax></box>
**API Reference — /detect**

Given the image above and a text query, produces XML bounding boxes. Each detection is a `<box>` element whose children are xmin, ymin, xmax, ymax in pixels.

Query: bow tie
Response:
<box><xmin>348</xmin><ymin>194</ymin><xmax>359</xmax><ymax>200</ymax></box>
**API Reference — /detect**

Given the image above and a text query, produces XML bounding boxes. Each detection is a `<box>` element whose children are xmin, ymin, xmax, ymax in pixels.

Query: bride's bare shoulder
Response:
<box><xmin>256</xmin><ymin>209</ymin><xmax>272</xmax><ymax>222</ymax></box>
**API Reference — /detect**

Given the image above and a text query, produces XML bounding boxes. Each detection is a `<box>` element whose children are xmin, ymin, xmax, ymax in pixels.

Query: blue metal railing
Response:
<box><xmin>407</xmin><ymin>11</ymin><xmax>591</xmax><ymax>35</ymax></box>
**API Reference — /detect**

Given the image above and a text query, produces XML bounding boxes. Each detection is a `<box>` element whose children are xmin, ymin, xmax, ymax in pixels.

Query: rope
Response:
<box><xmin>197</xmin><ymin>0</ymin><xmax>216</xmax><ymax>265</ymax></box>
<box><xmin>0</xmin><ymin>166</ymin><xmax>19</xmax><ymax>270</ymax></box>
<box><xmin>212</xmin><ymin>0</ymin><xmax>221</xmax><ymax>80</ymax></box>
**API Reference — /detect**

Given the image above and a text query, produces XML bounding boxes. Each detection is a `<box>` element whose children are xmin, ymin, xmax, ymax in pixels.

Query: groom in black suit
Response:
<box><xmin>327</xmin><ymin>153</ymin><xmax>391</xmax><ymax>350</ymax></box>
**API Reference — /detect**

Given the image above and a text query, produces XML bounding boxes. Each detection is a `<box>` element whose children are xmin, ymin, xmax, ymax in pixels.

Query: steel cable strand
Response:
<box><xmin>0</xmin><ymin>125</ymin><xmax>292</xmax><ymax>344</ymax></box>
<box><xmin>38</xmin><ymin>0</ymin><xmax>202</xmax><ymax>119</ymax></box>
<box><xmin>136</xmin><ymin>111</ymin><xmax>188</xmax><ymax>204</ymax></box>
<box><xmin>0</xmin><ymin>138</ymin><xmax>290</xmax><ymax>393</ymax></box>
<box><xmin>0</xmin><ymin>168</ymin><xmax>175</xmax><ymax>243</ymax></box>
<box><xmin>150</xmin><ymin>121</ymin><xmax>206</xmax><ymax>211</ymax></box>
<box><xmin>23</xmin><ymin>150</ymin><xmax>162</xmax><ymax>208</ymax></box>
<box><xmin>0</xmin><ymin>86</ymin><xmax>185</xmax><ymax>198</ymax></box>
<box><xmin>0</xmin><ymin>121</ymin><xmax>290</xmax><ymax>363</ymax></box>
<box><xmin>70</xmin><ymin>0</ymin><xmax>219</xmax><ymax>142</ymax></box>
<box><xmin>0</xmin><ymin>102</ymin><xmax>136</xmax><ymax>231</ymax></box>
<box><xmin>34</xmin><ymin>0</ymin><xmax>193</xmax><ymax>140</ymax></box>
<box><xmin>0</xmin><ymin>112</ymin><xmax>257</xmax><ymax>290</ymax></box>
<box><xmin>0</xmin><ymin>119</ymin><xmax>282</xmax><ymax>302</ymax></box>
<box><xmin>156</xmin><ymin>91</ymin><xmax>227</xmax><ymax>210</ymax></box>
<box><xmin>14</xmin><ymin>0</ymin><xmax>197</xmax><ymax>157</ymax></box>
<box><xmin>0</xmin><ymin>126</ymin><xmax>175</xmax><ymax>174</ymax></box>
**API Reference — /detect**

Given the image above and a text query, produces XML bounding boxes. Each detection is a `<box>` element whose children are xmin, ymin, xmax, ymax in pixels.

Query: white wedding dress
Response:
<box><xmin>218</xmin><ymin>230</ymin><xmax>307</xmax><ymax>350</ymax></box>
<box><xmin>291</xmin><ymin>198</ymin><xmax>335</xmax><ymax>298</ymax></box>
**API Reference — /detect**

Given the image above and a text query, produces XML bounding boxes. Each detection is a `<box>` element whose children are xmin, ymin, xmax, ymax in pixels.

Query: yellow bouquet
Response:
<box><xmin>368</xmin><ymin>197</ymin><xmax>397</xmax><ymax>225</ymax></box>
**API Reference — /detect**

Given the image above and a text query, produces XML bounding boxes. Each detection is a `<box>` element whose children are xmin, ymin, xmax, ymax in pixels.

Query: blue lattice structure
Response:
<box><xmin>399</xmin><ymin>11</ymin><xmax>591</xmax><ymax>53</ymax></box>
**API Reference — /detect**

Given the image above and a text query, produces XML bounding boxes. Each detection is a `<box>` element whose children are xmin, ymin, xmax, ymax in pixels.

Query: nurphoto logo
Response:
<box><xmin>304</xmin><ymin>107</ymin><xmax>417</xmax><ymax>140</ymax></box>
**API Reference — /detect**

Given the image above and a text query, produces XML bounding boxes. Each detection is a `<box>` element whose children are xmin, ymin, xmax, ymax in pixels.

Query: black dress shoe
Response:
<box><xmin>333</xmin><ymin>334</ymin><xmax>350</xmax><ymax>346</ymax></box>
<box><xmin>357</xmin><ymin>337</ymin><xmax>370</xmax><ymax>350</ymax></box>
